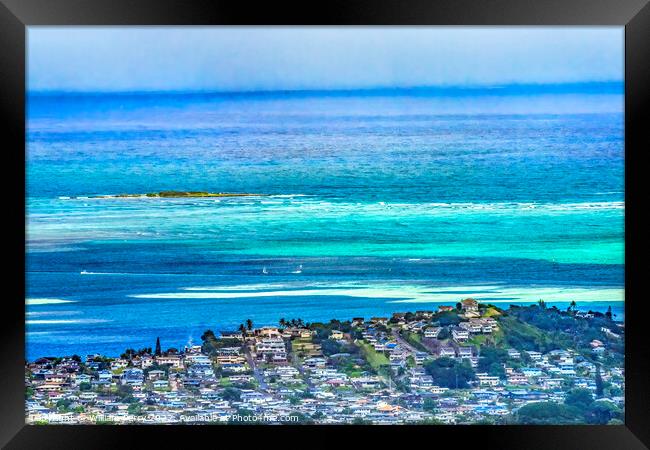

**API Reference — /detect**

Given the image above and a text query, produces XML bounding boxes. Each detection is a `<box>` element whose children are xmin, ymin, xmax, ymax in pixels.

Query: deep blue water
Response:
<box><xmin>26</xmin><ymin>85</ymin><xmax>625</xmax><ymax>359</ymax></box>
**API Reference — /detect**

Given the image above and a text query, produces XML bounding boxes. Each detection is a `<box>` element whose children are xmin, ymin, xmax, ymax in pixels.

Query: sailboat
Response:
<box><xmin>262</xmin><ymin>266</ymin><xmax>268</xmax><ymax>275</ymax></box>
<box><xmin>291</xmin><ymin>264</ymin><xmax>303</xmax><ymax>274</ymax></box>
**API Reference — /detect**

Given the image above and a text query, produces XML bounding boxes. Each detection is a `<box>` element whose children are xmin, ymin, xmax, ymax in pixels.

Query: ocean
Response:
<box><xmin>26</xmin><ymin>85</ymin><xmax>625</xmax><ymax>359</ymax></box>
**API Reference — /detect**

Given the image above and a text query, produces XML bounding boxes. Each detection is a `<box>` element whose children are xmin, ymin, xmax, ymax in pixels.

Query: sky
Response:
<box><xmin>27</xmin><ymin>27</ymin><xmax>624</xmax><ymax>93</ymax></box>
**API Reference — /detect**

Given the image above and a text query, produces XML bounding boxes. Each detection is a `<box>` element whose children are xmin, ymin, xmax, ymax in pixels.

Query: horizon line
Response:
<box><xmin>27</xmin><ymin>81</ymin><xmax>624</xmax><ymax>98</ymax></box>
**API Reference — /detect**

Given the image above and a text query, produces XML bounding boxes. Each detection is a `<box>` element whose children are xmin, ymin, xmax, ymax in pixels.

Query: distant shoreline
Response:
<box><xmin>27</xmin><ymin>81</ymin><xmax>624</xmax><ymax>99</ymax></box>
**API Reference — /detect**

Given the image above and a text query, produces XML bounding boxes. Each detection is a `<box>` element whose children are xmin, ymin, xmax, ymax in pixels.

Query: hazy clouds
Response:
<box><xmin>28</xmin><ymin>27</ymin><xmax>623</xmax><ymax>92</ymax></box>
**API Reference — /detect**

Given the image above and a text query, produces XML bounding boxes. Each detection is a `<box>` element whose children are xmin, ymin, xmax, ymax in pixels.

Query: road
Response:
<box><xmin>243</xmin><ymin>345</ymin><xmax>268</xmax><ymax>390</ymax></box>
<box><xmin>391</xmin><ymin>329</ymin><xmax>422</xmax><ymax>355</ymax></box>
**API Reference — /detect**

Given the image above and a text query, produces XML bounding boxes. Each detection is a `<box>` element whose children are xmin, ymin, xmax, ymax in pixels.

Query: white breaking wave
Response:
<box><xmin>132</xmin><ymin>283</ymin><xmax>623</xmax><ymax>304</ymax></box>
<box><xmin>26</xmin><ymin>319</ymin><xmax>110</xmax><ymax>325</ymax></box>
<box><xmin>26</xmin><ymin>298</ymin><xmax>76</xmax><ymax>305</ymax></box>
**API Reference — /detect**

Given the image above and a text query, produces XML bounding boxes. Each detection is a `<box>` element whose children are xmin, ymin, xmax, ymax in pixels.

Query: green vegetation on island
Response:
<box><xmin>88</xmin><ymin>191</ymin><xmax>265</xmax><ymax>199</ymax></box>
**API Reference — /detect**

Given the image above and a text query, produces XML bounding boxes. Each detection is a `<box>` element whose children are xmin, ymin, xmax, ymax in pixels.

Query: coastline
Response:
<box><xmin>26</xmin><ymin>302</ymin><xmax>624</xmax><ymax>425</ymax></box>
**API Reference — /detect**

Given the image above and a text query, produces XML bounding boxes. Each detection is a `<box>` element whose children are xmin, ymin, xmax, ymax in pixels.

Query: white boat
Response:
<box><xmin>80</xmin><ymin>270</ymin><xmax>89</xmax><ymax>275</ymax></box>
<box><xmin>291</xmin><ymin>264</ymin><xmax>303</xmax><ymax>274</ymax></box>
<box><xmin>262</xmin><ymin>267</ymin><xmax>268</xmax><ymax>274</ymax></box>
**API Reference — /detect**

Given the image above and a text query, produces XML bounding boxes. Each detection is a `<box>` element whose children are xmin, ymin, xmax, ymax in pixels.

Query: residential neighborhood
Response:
<box><xmin>26</xmin><ymin>300</ymin><xmax>625</xmax><ymax>425</ymax></box>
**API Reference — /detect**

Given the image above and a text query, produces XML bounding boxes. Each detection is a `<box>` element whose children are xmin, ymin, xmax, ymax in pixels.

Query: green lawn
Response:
<box><xmin>356</xmin><ymin>342</ymin><xmax>389</xmax><ymax>370</ymax></box>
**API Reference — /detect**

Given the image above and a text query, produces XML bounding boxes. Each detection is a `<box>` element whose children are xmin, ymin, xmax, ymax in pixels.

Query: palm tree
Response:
<box><xmin>246</xmin><ymin>319</ymin><xmax>253</xmax><ymax>331</ymax></box>
<box><xmin>154</xmin><ymin>337</ymin><xmax>162</xmax><ymax>356</ymax></box>
<box><xmin>279</xmin><ymin>318</ymin><xmax>287</xmax><ymax>328</ymax></box>
<box><xmin>570</xmin><ymin>300</ymin><xmax>577</xmax><ymax>313</ymax></box>
<box><xmin>238</xmin><ymin>324</ymin><xmax>246</xmax><ymax>335</ymax></box>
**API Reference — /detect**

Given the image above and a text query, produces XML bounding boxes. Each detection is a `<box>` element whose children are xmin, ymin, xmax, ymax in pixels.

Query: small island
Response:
<box><xmin>88</xmin><ymin>191</ymin><xmax>266</xmax><ymax>199</ymax></box>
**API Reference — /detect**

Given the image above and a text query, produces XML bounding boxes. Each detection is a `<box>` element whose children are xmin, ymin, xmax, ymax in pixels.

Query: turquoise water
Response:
<box><xmin>26</xmin><ymin>85</ymin><xmax>625</xmax><ymax>359</ymax></box>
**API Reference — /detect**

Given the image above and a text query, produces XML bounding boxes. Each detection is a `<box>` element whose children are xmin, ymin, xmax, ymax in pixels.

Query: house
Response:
<box><xmin>351</xmin><ymin>318</ymin><xmax>365</xmax><ymax>327</ymax></box>
<box><xmin>110</xmin><ymin>359</ymin><xmax>128</xmax><ymax>370</ymax></box>
<box><xmin>476</xmin><ymin>373</ymin><xmax>500</xmax><ymax>387</ymax></box>
<box><xmin>44</xmin><ymin>372</ymin><xmax>69</xmax><ymax>384</ymax></box>
<box><xmin>152</xmin><ymin>379</ymin><xmax>169</xmax><ymax>390</ymax></box>
<box><xmin>452</xmin><ymin>328</ymin><xmax>470</xmax><ymax>341</ymax></box>
<box><xmin>414</xmin><ymin>352</ymin><xmax>429</xmax><ymax>365</ymax></box>
<box><xmin>147</xmin><ymin>370</ymin><xmax>166</xmax><ymax>380</ymax></box>
<box><xmin>221</xmin><ymin>363</ymin><xmax>248</xmax><ymax>374</ymax></box>
<box><xmin>156</xmin><ymin>355</ymin><xmax>183</xmax><ymax>369</ymax></box>
<box><xmin>525</xmin><ymin>351</ymin><xmax>542</xmax><ymax>361</ymax></box>
<box><xmin>185</xmin><ymin>354</ymin><xmax>211</xmax><ymax>365</ymax></box>
<box><xmin>439</xmin><ymin>346</ymin><xmax>456</xmax><ymax>358</ymax></box>
<box><xmin>507</xmin><ymin>374</ymin><xmax>530</xmax><ymax>385</ymax></box>
<box><xmin>256</xmin><ymin>327</ymin><xmax>282</xmax><ymax>338</ymax></box>
<box><xmin>457</xmin><ymin>346</ymin><xmax>473</xmax><ymax>358</ymax></box>
<box><xmin>408</xmin><ymin>321</ymin><xmax>427</xmax><ymax>332</ymax></box>
<box><xmin>424</xmin><ymin>327</ymin><xmax>441</xmax><ymax>339</ymax></box>
<box><xmin>73</xmin><ymin>374</ymin><xmax>92</xmax><ymax>385</ymax></box>
<box><xmin>461</xmin><ymin>298</ymin><xmax>479</xmax><ymax>312</ymax></box>
<box><xmin>97</xmin><ymin>370</ymin><xmax>113</xmax><ymax>382</ymax></box>
<box><xmin>216</xmin><ymin>354</ymin><xmax>246</xmax><ymax>365</ymax></box>
<box><xmin>520</xmin><ymin>367</ymin><xmax>543</xmax><ymax>377</ymax></box>
<box><xmin>416</xmin><ymin>310</ymin><xmax>434</xmax><ymax>319</ymax></box>
<box><xmin>507</xmin><ymin>349</ymin><xmax>521</xmax><ymax>359</ymax></box>
<box><xmin>590</xmin><ymin>339</ymin><xmax>604</xmax><ymax>348</ymax></box>
<box><xmin>220</xmin><ymin>331</ymin><xmax>244</xmax><ymax>340</ymax></box>
<box><xmin>303</xmin><ymin>357</ymin><xmax>327</xmax><ymax>368</ymax></box>
<box><xmin>438</xmin><ymin>305</ymin><xmax>454</xmax><ymax>313</ymax></box>
<box><xmin>330</xmin><ymin>330</ymin><xmax>344</xmax><ymax>340</ymax></box>
<box><xmin>459</xmin><ymin>321</ymin><xmax>482</xmax><ymax>334</ymax></box>
<box><xmin>139</xmin><ymin>355</ymin><xmax>155</xmax><ymax>369</ymax></box>
<box><xmin>255</xmin><ymin>337</ymin><xmax>287</xmax><ymax>362</ymax></box>
<box><xmin>370</xmin><ymin>317</ymin><xmax>388</xmax><ymax>325</ymax></box>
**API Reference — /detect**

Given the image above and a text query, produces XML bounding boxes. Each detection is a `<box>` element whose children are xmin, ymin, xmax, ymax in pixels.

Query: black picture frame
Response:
<box><xmin>1</xmin><ymin>0</ymin><xmax>648</xmax><ymax>448</ymax></box>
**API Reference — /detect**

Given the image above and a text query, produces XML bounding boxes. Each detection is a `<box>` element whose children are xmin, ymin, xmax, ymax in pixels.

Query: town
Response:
<box><xmin>26</xmin><ymin>299</ymin><xmax>625</xmax><ymax>425</ymax></box>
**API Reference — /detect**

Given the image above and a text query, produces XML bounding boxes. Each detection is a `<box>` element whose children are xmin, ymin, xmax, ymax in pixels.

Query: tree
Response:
<box><xmin>201</xmin><ymin>330</ymin><xmax>216</xmax><ymax>341</ymax></box>
<box><xmin>115</xmin><ymin>384</ymin><xmax>134</xmax><ymax>401</ymax></box>
<box><xmin>154</xmin><ymin>337</ymin><xmax>161</xmax><ymax>356</ymax></box>
<box><xmin>127</xmin><ymin>403</ymin><xmax>143</xmax><ymax>415</ymax></box>
<box><xmin>564</xmin><ymin>388</ymin><xmax>594</xmax><ymax>410</ymax></box>
<box><xmin>517</xmin><ymin>402</ymin><xmax>582</xmax><ymax>425</ymax></box>
<box><xmin>605</xmin><ymin>306</ymin><xmax>613</xmax><ymax>320</ymax></box>
<box><xmin>595</xmin><ymin>365</ymin><xmax>604</xmax><ymax>397</ymax></box>
<box><xmin>320</xmin><ymin>339</ymin><xmax>343</xmax><ymax>356</ymax></box>
<box><xmin>246</xmin><ymin>319</ymin><xmax>253</xmax><ymax>331</ymax></box>
<box><xmin>238</xmin><ymin>324</ymin><xmax>246</xmax><ymax>335</ymax></box>
<box><xmin>456</xmin><ymin>302</ymin><xmax>462</xmax><ymax>311</ymax></box>
<box><xmin>437</xmin><ymin>327</ymin><xmax>451</xmax><ymax>340</ymax></box>
<box><xmin>569</xmin><ymin>301</ymin><xmax>577</xmax><ymax>313</ymax></box>
<box><xmin>585</xmin><ymin>401</ymin><xmax>622</xmax><ymax>425</ymax></box>
<box><xmin>222</xmin><ymin>387</ymin><xmax>241</xmax><ymax>402</ymax></box>
<box><xmin>477</xmin><ymin>346</ymin><xmax>508</xmax><ymax>378</ymax></box>
<box><xmin>279</xmin><ymin>318</ymin><xmax>287</xmax><ymax>328</ymax></box>
<box><xmin>422</xmin><ymin>397</ymin><xmax>437</xmax><ymax>412</ymax></box>
<box><xmin>424</xmin><ymin>357</ymin><xmax>475</xmax><ymax>389</ymax></box>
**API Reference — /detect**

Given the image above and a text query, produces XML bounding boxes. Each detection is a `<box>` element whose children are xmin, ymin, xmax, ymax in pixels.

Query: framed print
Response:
<box><xmin>1</xmin><ymin>0</ymin><xmax>648</xmax><ymax>448</ymax></box>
